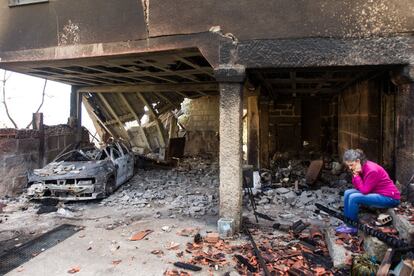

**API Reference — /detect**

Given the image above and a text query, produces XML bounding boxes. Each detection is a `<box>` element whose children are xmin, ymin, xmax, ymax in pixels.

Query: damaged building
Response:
<box><xmin>0</xmin><ymin>0</ymin><xmax>414</xmax><ymax>275</ymax></box>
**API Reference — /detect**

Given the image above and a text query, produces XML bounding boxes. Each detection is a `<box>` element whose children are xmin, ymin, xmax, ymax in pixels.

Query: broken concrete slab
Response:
<box><xmin>275</xmin><ymin>187</ymin><xmax>290</xmax><ymax>194</ymax></box>
<box><xmin>388</xmin><ymin>208</ymin><xmax>414</xmax><ymax>245</ymax></box>
<box><xmin>282</xmin><ymin>191</ymin><xmax>296</xmax><ymax>205</ymax></box>
<box><xmin>363</xmin><ymin>234</ymin><xmax>388</xmax><ymax>261</ymax></box>
<box><xmin>325</xmin><ymin>228</ymin><xmax>349</xmax><ymax>268</ymax></box>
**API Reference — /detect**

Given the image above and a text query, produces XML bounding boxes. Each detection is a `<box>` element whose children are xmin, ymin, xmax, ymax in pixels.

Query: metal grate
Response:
<box><xmin>9</xmin><ymin>0</ymin><xmax>48</xmax><ymax>7</ymax></box>
<box><xmin>0</xmin><ymin>224</ymin><xmax>80</xmax><ymax>275</ymax></box>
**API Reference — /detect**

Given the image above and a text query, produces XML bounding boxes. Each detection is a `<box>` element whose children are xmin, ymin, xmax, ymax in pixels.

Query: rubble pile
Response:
<box><xmin>253</xmin><ymin>186</ymin><xmax>342</xmax><ymax>225</ymax></box>
<box><xmin>268</xmin><ymin>158</ymin><xmax>307</xmax><ymax>187</ymax></box>
<box><xmin>101</xmin><ymin>157</ymin><xmax>219</xmax><ymax>218</ymax></box>
<box><xmin>394</xmin><ymin>202</ymin><xmax>414</xmax><ymax>224</ymax></box>
<box><xmin>169</xmin><ymin>226</ymin><xmax>347</xmax><ymax>275</ymax></box>
<box><xmin>264</xmin><ymin>153</ymin><xmax>350</xmax><ymax>190</ymax></box>
<box><xmin>334</xmin><ymin>233</ymin><xmax>364</xmax><ymax>254</ymax></box>
<box><xmin>251</xmin><ymin>154</ymin><xmax>353</xmax><ymax>228</ymax></box>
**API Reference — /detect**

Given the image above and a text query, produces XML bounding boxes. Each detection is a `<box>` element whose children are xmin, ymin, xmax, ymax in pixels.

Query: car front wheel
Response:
<box><xmin>105</xmin><ymin>176</ymin><xmax>116</xmax><ymax>196</ymax></box>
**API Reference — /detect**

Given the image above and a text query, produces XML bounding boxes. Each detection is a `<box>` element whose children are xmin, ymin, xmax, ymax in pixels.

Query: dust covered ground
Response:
<box><xmin>0</xmin><ymin>157</ymin><xmax>352</xmax><ymax>275</ymax></box>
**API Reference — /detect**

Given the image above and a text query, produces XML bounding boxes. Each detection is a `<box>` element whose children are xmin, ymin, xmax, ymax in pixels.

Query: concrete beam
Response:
<box><xmin>217</xmin><ymin>66</ymin><xmax>245</xmax><ymax>232</ymax></box>
<box><xmin>220</xmin><ymin>36</ymin><xmax>413</xmax><ymax>68</ymax></box>
<box><xmin>77</xmin><ymin>82</ymin><xmax>218</xmax><ymax>93</ymax></box>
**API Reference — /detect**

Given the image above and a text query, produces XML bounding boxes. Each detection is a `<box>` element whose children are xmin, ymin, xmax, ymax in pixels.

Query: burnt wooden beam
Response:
<box><xmin>81</xmin><ymin>64</ymin><xmax>146</xmax><ymax>84</ymax></box>
<box><xmin>155</xmin><ymin>92</ymin><xmax>182</xmax><ymax>109</ymax></box>
<box><xmin>96</xmin><ymin>93</ymin><xmax>129</xmax><ymax>139</ymax></box>
<box><xmin>259</xmin><ymin>98</ymin><xmax>270</xmax><ymax>168</ymax></box>
<box><xmin>78</xmin><ymin>82</ymin><xmax>218</xmax><ymax>93</ymax></box>
<box><xmin>266</xmin><ymin>77</ymin><xmax>351</xmax><ymax>84</ymax></box>
<box><xmin>82</xmin><ymin>95</ymin><xmax>115</xmax><ymax>138</ymax></box>
<box><xmin>253</xmin><ymin>71</ymin><xmax>276</xmax><ymax>99</ymax></box>
<box><xmin>273</xmin><ymin>88</ymin><xmax>337</xmax><ymax>94</ymax></box>
<box><xmin>136</xmin><ymin>92</ymin><xmax>166</xmax><ymax>148</ymax></box>
<box><xmin>290</xmin><ymin>71</ymin><xmax>297</xmax><ymax>90</ymax></box>
<box><xmin>174</xmin><ymin>56</ymin><xmax>214</xmax><ymax>77</ymax></box>
<box><xmin>103</xmin><ymin>113</ymin><xmax>135</xmax><ymax>126</ymax></box>
<box><xmin>118</xmin><ymin>93</ymin><xmax>152</xmax><ymax>150</ymax></box>
<box><xmin>135</xmin><ymin>58</ymin><xmax>200</xmax><ymax>83</ymax></box>
<box><xmin>104</xmin><ymin>62</ymin><xmax>177</xmax><ymax>83</ymax></box>
<box><xmin>377</xmin><ymin>248</ymin><xmax>394</xmax><ymax>276</ymax></box>
<box><xmin>247</xmin><ymin>91</ymin><xmax>260</xmax><ymax>168</ymax></box>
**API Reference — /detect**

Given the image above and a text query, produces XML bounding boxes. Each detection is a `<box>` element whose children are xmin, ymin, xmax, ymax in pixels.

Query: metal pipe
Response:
<box><xmin>244</xmin><ymin>228</ymin><xmax>271</xmax><ymax>276</ymax></box>
<box><xmin>315</xmin><ymin>203</ymin><xmax>408</xmax><ymax>248</ymax></box>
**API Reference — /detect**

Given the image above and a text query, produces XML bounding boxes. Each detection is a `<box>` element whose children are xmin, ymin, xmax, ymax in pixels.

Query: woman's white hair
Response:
<box><xmin>343</xmin><ymin>149</ymin><xmax>367</xmax><ymax>164</ymax></box>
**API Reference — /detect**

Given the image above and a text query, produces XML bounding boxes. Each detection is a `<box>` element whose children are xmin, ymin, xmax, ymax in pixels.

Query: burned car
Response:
<box><xmin>27</xmin><ymin>142</ymin><xmax>134</xmax><ymax>200</ymax></box>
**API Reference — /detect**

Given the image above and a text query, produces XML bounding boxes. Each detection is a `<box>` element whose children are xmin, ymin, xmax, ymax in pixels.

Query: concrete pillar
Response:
<box><xmin>32</xmin><ymin>113</ymin><xmax>45</xmax><ymax>167</ymax></box>
<box><xmin>391</xmin><ymin>66</ymin><xmax>414</xmax><ymax>198</ymax></box>
<box><xmin>70</xmin><ymin>86</ymin><xmax>79</xmax><ymax>119</ymax></box>
<box><xmin>70</xmin><ymin>86</ymin><xmax>83</xmax><ymax>146</ymax></box>
<box><xmin>215</xmin><ymin>65</ymin><xmax>245</xmax><ymax>232</ymax></box>
<box><xmin>75</xmin><ymin>91</ymin><xmax>83</xmax><ymax>146</ymax></box>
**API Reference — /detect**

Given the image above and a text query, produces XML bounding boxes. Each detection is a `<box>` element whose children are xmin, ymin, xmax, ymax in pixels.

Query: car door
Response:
<box><xmin>119</xmin><ymin>143</ymin><xmax>134</xmax><ymax>179</ymax></box>
<box><xmin>110</xmin><ymin>146</ymin><xmax>127</xmax><ymax>186</ymax></box>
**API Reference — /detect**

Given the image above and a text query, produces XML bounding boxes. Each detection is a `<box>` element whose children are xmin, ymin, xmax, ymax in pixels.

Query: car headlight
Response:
<box><xmin>77</xmin><ymin>179</ymin><xmax>94</xmax><ymax>185</ymax></box>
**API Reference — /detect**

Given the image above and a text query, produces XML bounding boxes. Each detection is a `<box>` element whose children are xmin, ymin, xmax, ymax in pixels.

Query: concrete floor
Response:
<box><xmin>1</xmin><ymin>193</ymin><xmax>240</xmax><ymax>276</ymax></box>
<box><xmin>0</xmin><ymin>160</ymin><xmax>346</xmax><ymax>276</ymax></box>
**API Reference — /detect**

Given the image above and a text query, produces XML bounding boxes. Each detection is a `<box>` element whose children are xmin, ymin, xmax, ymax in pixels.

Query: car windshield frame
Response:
<box><xmin>54</xmin><ymin>149</ymin><xmax>94</xmax><ymax>162</ymax></box>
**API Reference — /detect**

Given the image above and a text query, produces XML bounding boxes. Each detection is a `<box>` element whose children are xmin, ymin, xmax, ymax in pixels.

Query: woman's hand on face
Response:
<box><xmin>352</xmin><ymin>162</ymin><xmax>362</xmax><ymax>176</ymax></box>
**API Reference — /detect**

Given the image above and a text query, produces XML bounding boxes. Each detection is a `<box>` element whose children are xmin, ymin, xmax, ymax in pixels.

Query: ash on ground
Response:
<box><xmin>250</xmin><ymin>153</ymin><xmax>353</xmax><ymax>228</ymax></box>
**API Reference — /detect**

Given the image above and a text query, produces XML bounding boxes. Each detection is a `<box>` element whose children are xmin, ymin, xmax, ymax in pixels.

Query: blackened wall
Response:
<box><xmin>150</xmin><ymin>0</ymin><xmax>414</xmax><ymax>40</ymax></box>
<box><xmin>268</xmin><ymin>97</ymin><xmax>302</xmax><ymax>155</ymax></box>
<box><xmin>338</xmin><ymin>78</ymin><xmax>381</xmax><ymax>162</ymax></box>
<box><xmin>0</xmin><ymin>0</ymin><xmax>147</xmax><ymax>51</ymax></box>
<box><xmin>321</xmin><ymin>96</ymin><xmax>339</xmax><ymax>155</ymax></box>
<box><xmin>1</xmin><ymin>0</ymin><xmax>413</xmax><ymax>53</ymax></box>
<box><xmin>396</xmin><ymin>82</ymin><xmax>414</xmax><ymax>194</ymax></box>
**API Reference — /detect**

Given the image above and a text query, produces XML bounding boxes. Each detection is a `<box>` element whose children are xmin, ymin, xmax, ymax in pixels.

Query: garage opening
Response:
<box><xmin>246</xmin><ymin>66</ymin><xmax>399</xmax><ymax>183</ymax></box>
<box><xmin>0</xmin><ymin>48</ymin><xmax>222</xmax><ymax>221</ymax></box>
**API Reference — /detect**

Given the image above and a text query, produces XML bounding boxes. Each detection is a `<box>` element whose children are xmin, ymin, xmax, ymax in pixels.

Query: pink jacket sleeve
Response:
<box><xmin>352</xmin><ymin>171</ymin><xmax>377</xmax><ymax>194</ymax></box>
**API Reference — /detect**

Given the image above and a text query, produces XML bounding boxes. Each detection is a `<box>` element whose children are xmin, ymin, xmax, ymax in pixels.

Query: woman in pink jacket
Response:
<box><xmin>336</xmin><ymin>149</ymin><xmax>401</xmax><ymax>234</ymax></box>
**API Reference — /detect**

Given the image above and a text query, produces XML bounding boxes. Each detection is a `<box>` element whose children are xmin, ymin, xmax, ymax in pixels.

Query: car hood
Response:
<box><xmin>29</xmin><ymin>160</ymin><xmax>114</xmax><ymax>180</ymax></box>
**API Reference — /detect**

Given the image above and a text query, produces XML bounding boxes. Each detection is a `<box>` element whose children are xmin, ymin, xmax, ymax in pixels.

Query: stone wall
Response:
<box><xmin>0</xmin><ymin>129</ymin><xmax>40</xmax><ymax>196</ymax></box>
<box><xmin>266</xmin><ymin>96</ymin><xmax>338</xmax><ymax>157</ymax></box>
<box><xmin>0</xmin><ymin>125</ymin><xmax>90</xmax><ymax>196</ymax></box>
<box><xmin>268</xmin><ymin>97</ymin><xmax>302</xmax><ymax>155</ymax></box>
<box><xmin>338</xmin><ymin>78</ymin><xmax>381</xmax><ymax>162</ymax></box>
<box><xmin>44</xmin><ymin>124</ymin><xmax>89</xmax><ymax>163</ymax></box>
<box><xmin>179</xmin><ymin>96</ymin><xmax>219</xmax><ymax>156</ymax></box>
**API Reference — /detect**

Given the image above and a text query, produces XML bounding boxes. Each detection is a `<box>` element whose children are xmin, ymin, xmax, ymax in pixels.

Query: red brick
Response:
<box><xmin>205</xmin><ymin>232</ymin><xmax>220</xmax><ymax>243</ymax></box>
<box><xmin>0</xmin><ymin>138</ymin><xmax>17</xmax><ymax>154</ymax></box>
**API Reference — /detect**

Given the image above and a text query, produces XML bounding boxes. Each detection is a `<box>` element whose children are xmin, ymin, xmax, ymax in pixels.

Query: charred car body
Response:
<box><xmin>27</xmin><ymin>142</ymin><xmax>134</xmax><ymax>201</ymax></box>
